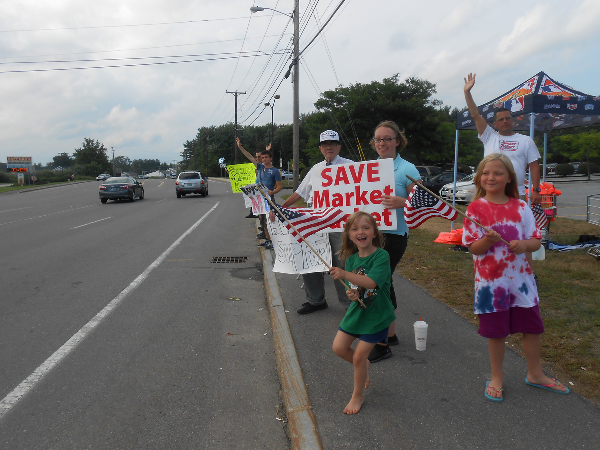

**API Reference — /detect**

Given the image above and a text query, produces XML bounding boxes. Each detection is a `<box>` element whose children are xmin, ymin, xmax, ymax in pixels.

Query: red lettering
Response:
<box><xmin>321</xmin><ymin>168</ymin><xmax>333</xmax><ymax>187</ymax></box>
<box><xmin>348</xmin><ymin>164</ymin><xmax>365</xmax><ymax>183</ymax></box>
<box><xmin>345</xmin><ymin>191</ymin><xmax>354</xmax><ymax>204</ymax></box>
<box><xmin>313</xmin><ymin>190</ymin><xmax>330</xmax><ymax>208</ymax></box>
<box><xmin>370</xmin><ymin>190</ymin><xmax>382</xmax><ymax>204</ymax></box>
<box><xmin>371</xmin><ymin>212</ymin><xmax>381</xmax><ymax>227</ymax></box>
<box><xmin>383</xmin><ymin>184</ymin><xmax>394</xmax><ymax>196</ymax></box>
<box><xmin>382</xmin><ymin>208</ymin><xmax>393</xmax><ymax>226</ymax></box>
<box><xmin>355</xmin><ymin>186</ymin><xmax>369</xmax><ymax>205</ymax></box>
<box><xmin>367</xmin><ymin>162</ymin><xmax>380</xmax><ymax>182</ymax></box>
<box><xmin>332</xmin><ymin>193</ymin><xmax>344</xmax><ymax>207</ymax></box>
<box><xmin>334</xmin><ymin>166</ymin><xmax>349</xmax><ymax>185</ymax></box>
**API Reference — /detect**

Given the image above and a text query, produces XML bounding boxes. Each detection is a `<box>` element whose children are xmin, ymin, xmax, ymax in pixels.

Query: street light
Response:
<box><xmin>251</xmin><ymin>3</ymin><xmax>299</xmax><ymax>189</ymax></box>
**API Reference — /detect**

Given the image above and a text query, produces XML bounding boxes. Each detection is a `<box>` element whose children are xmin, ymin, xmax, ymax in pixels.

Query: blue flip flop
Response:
<box><xmin>485</xmin><ymin>381</ymin><xmax>503</xmax><ymax>402</ymax></box>
<box><xmin>525</xmin><ymin>377</ymin><xmax>570</xmax><ymax>394</ymax></box>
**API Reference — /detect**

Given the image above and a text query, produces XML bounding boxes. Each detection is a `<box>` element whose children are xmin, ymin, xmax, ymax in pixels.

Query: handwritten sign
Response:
<box><xmin>267</xmin><ymin>216</ymin><xmax>331</xmax><ymax>274</ymax></box>
<box><xmin>240</xmin><ymin>184</ymin><xmax>270</xmax><ymax>215</ymax></box>
<box><xmin>310</xmin><ymin>159</ymin><xmax>396</xmax><ymax>230</ymax></box>
<box><xmin>227</xmin><ymin>163</ymin><xmax>256</xmax><ymax>193</ymax></box>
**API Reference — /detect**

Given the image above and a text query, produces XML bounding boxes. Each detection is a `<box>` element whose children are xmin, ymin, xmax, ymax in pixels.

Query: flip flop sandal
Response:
<box><xmin>485</xmin><ymin>381</ymin><xmax>503</xmax><ymax>402</ymax></box>
<box><xmin>525</xmin><ymin>377</ymin><xmax>570</xmax><ymax>394</ymax></box>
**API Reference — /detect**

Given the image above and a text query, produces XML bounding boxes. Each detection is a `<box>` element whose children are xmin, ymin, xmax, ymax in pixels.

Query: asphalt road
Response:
<box><xmin>0</xmin><ymin>179</ymin><xmax>288</xmax><ymax>449</ymax></box>
<box><xmin>547</xmin><ymin>175</ymin><xmax>600</xmax><ymax>223</ymax></box>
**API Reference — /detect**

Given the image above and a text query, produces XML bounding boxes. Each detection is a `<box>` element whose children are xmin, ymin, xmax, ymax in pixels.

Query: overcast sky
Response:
<box><xmin>1</xmin><ymin>0</ymin><xmax>599</xmax><ymax>166</ymax></box>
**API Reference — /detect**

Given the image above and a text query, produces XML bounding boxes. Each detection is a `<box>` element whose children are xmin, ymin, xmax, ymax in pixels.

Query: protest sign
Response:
<box><xmin>240</xmin><ymin>184</ymin><xmax>270</xmax><ymax>214</ymax></box>
<box><xmin>227</xmin><ymin>163</ymin><xmax>256</xmax><ymax>193</ymax></box>
<box><xmin>267</xmin><ymin>216</ymin><xmax>331</xmax><ymax>274</ymax></box>
<box><xmin>309</xmin><ymin>159</ymin><xmax>396</xmax><ymax>230</ymax></box>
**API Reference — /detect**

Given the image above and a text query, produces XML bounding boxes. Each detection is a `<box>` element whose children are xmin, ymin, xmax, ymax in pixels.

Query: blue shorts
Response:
<box><xmin>338</xmin><ymin>326</ymin><xmax>390</xmax><ymax>344</ymax></box>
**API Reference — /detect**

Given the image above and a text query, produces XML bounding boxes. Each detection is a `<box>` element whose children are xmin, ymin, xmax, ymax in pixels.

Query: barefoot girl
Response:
<box><xmin>329</xmin><ymin>212</ymin><xmax>395</xmax><ymax>414</ymax></box>
<box><xmin>462</xmin><ymin>153</ymin><xmax>569</xmax><ymax>402</ymax></box>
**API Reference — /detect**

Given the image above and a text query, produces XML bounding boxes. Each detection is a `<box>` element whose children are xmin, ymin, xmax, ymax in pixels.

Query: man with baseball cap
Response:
<box><xmin>273</xmin><ymin>130</ymin><xmax>353</xmax><ymax>314</ymax></box>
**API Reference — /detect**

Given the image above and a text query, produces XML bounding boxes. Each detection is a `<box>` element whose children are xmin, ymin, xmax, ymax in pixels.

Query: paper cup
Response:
<box><xmin>414</xmin><ymin>320</ymin><xmax>428</xmax><ymax>351</ymax></box>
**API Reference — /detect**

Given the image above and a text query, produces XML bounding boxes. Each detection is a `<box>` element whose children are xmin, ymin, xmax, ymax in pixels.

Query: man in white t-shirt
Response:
<box><xmin>463</xmin><ymin>73</ymin><xmax>541</xmax><ymax>205</ymax></box>
<box><xmin>272</xmin><ymin>130</ymin><xmax>353</xmax><ymax>315</ymax></box>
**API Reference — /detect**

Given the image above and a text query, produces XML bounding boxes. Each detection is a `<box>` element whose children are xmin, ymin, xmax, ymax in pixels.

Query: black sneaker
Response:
<box><xmin>368</xmin><ymin>344</ymin><xmax>392</xmax><ymax>363</ymax></box>
<box><xmin>257</xmin><ymin>239</ymin><xmax>272</xmax><ymax>247</ymax></box>
<box><xmin>245</xmin><ymin>212</ymin><xmax>258</xmax><ymax>218</ymax></box>
<box><xmin>297</xmin><ymin>302</ymin><xmax>328</xmax><ymax>315</ymax></box>
<box><xmin>387</xmin><ymin>334</ymin><xmax>399</xmax><ymax>346</ymax></box>
<box><xmin>256</xmin><ymin>232</ymin><xmax>266</xmax><ymax>240</ymax></box>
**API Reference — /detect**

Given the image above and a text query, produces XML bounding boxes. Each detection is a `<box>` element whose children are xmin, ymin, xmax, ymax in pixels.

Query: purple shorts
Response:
<box><xmin>478</xmin><ymin>305</ymin><xmax>544</xmax><ymax>339</ymax></box>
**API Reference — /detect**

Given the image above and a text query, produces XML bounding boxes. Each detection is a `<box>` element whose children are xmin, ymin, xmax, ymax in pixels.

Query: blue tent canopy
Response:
<box><xmin>456</xmin><ymin>71</ymin><xmax>600</xmax><ymax>132</ymax></box>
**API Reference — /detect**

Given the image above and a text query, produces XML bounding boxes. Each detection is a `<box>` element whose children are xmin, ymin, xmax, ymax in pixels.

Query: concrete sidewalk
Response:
<box><xmin>264</xmin><ymin>189</ymin><xmax>600</xmax><ymax>450</ymax></box>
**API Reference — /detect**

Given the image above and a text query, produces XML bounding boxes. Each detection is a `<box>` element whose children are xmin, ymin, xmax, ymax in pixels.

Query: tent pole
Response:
<box><xmin>451</xmin><ymin>129</ymin><xmax>459</xmax><ymax>231</ymax></box>
<box><xmin>543</xmin><ymin>132</ymin><xmax>548</xmax><ymax>183</ymax></box>
<box><xmin>528</xmin><ymin>112</ymin><xmax>535</xmax><ymax>206</ymax></box>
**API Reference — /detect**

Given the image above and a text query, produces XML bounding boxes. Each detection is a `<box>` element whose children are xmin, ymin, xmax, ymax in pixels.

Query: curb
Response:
<box><xmin>259</xmin><ymin>245</ymin><xmax>323</xmax><ymax>450</ymax></box>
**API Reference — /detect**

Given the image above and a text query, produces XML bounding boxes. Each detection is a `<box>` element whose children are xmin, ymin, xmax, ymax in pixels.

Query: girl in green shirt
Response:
<box><xmin>329</xmin><ymin>212</ymin><xmax>395</xmax><ymax>414</ymax></box>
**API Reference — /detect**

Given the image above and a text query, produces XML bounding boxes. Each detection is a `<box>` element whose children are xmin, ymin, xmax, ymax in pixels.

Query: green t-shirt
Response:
<box><xmin>339</xmin><ymin>247</ymin><xmax>395</xmax><ymax>335</ymax></box>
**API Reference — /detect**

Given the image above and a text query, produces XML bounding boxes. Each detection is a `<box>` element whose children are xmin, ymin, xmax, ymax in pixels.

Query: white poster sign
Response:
<box><xmin>240</xmin><ymin>184</ymin><xmax>270</xmax><ymax>214</ymax></box>
<box><xmin>309</xmin><ymin>159</ymin><xmax>396</xmax><ymax>231</ymax></box>
<box><xmin>267</xmin><ymin>216</ymin><xmax>331</xmax><ymax>274</ymax></box>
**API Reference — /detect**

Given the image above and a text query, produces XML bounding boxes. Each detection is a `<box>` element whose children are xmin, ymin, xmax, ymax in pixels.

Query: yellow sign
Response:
<box><xmin>227</xmin><ymin>163</ymin><xmax>256</xmax><ymax>193</ymax></box>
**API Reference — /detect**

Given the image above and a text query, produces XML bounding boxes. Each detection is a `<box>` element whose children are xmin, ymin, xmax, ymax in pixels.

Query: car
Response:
<box><xmin>175</xmin><ymin>171</ymin><xmax>208</xmax><ymax>198</ymax></box>
<box><xmin>415</xmin><ymin>165</ymin><xmax>443</xmax><ymax>181</ymax></box>
<box><xmin>96</xmin><ymin>173</ymin><xmax>111</xmax><ymax>181</ymax></box>
<box><xmin>99</xmin><ymin>176</ymin><xmax>144</xmax><ymax>203</ymax></box>
<box><xmin>440</xmin><ymin>173</ymin><xmax>476</xmax><ymax>204</ymax></box>
<box><xmin>138</xmin><ymin>174</ymin><xmax>147</xmax><ymax>179</ymax></box>
<box><xmin>280</xmin><ymin>170</ymin><xmax>293</xmax><ymax>180</ymax></box>
<box><xmin>171</xmin><ymin>173</ymin><xmax>177</xmax><ymax>179</ymax></box>
<box><xmin>422</xmin><ymin>171</ymin><xmax>468</xmax><ymax>195</ymax></box>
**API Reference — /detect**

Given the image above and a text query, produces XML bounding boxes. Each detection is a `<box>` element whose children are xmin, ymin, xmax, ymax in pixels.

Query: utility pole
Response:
<box><xmin>205</xmin><ymin>135</ymin><xmax>210</xmax><ymax>176</ymax></box>
<box><xmin>226</xmin><ymin>90</ymin><xmax>246</xmax><ymax>163</ymax></box>
<box><xmin>112</xmin><ymin>147</ymin><xmax>115</xmax><ymax>176</ymax></box>
<box><xmin>292</xmin><ymin>0</ymin><xmax>300</xmax><ymax>190</ymax></box>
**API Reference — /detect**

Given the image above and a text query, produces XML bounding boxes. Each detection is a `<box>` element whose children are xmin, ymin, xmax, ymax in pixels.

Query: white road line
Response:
<box><xmin>0</xmin><ymin>206</ymin><xmax>32</xmax><ymax>214</ymax></box>
<box><xmin>0</xmin><ymin>205</ymin><xmax>95</xmax><ymax>226</ymax></box>
<box><xmin>71</xmin><ymin>217</ymin><xmax>112</xmax><ymax>229</ymax></box>
<box><xmin>0</xmin><ymin>201</ymin><xmax>220</xmax><ymax>419</ymax></box>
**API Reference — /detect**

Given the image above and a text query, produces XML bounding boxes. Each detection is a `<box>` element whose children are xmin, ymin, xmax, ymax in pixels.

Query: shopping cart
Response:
<box><xmin>540</xmin><ymin>193</ymin><xmax>557</xmax><ymax>243</ymax></box>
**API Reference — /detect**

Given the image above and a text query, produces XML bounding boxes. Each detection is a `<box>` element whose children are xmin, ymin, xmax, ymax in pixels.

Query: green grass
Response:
<box><xmin>397</xmin><ymin>215</ymin><xmax>600</xmax><ymax>404</ymax></box>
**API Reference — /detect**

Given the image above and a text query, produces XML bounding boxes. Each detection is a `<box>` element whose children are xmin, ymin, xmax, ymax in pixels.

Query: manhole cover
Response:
<box><xmin>211</xmin><ymin>256</ymin><xmax>248</xmax><ymax>263</ymax></box>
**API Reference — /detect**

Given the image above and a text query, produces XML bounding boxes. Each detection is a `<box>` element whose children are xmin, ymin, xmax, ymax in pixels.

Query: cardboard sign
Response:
<box><xmin>267</xmin><ymin>216</ymin><xmax>331</xmax><ymax>274</ymax></box>
<box><xmin>240</xmin><ymin>184</ymin><xmax>270</xmax><ymax>215</ymax></box>
<box><xmin>310</xmin><ymin>159</ymin><xmax>396</xmax><ymax>230</ymax></box>
<box><xmin>227</xmin><ymin>163</ymin><xmax>256</xmax><ymax>193</ymax></box>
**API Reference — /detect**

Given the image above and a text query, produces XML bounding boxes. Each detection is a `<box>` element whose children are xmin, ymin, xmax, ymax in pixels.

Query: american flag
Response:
<box><xmin>273</xmin><ymin>206</ymin><xmax>345</xmax><ymax>243</ymax></box>
<box><xmin>404</xmin><ymin>186</ymin><xmax>458</xmax><ymax>229</ymax></box>
<box><xmin>531</xmin><ymin>203</ymin><xmax>549</xmax><ymax>229</ymax></box>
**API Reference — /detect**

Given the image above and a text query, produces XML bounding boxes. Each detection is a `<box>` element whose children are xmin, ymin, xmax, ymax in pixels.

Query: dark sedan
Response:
<box><xmin>99</xmin><ymin>177</ymin><xmax>144</xmax><ymax>203</ymax></box>
<box><xmin>422</xmin><ymin>172</ymin><xmax>468</xmax><ymax>195</ymax></box>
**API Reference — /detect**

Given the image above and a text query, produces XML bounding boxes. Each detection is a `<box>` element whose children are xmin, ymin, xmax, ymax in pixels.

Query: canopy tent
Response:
<box><xmin>447</xmin><ymin>72</ymin><xmax>599</xmax><ymax>230</ymax></box>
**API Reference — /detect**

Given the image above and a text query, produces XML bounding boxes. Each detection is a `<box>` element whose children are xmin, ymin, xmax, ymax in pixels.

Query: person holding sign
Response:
<box><xmin>368</xmin><ymin>121</ymin><xmax>421</xmax><ymax>363</ymax></box>
<box><xmin>273</xmin><ymin>130</ymin><xmax>354</xmax><ymax>314</ymax></box>
<box><xmin>237</xmin><ymin>138</ymin><xmax>282</xmax><ymax>249</ymax></box>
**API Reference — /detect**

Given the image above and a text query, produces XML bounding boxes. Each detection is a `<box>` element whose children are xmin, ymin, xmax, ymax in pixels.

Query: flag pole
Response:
<box><xmin>255</xmin><ymin>185</ymin><xmax>366</xmax><ymax>308</ymax></box>
<box><xmin>406</xmin><ymin>175</ymin><xmax>510</xmax><ymax>245</ymax></box>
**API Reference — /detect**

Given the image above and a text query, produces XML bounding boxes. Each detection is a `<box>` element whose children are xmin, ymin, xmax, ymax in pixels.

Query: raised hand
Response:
<box><xmin>464</xmin><ymin>73</ymin><xmax>476</xmax><ymax>93</ymax></box>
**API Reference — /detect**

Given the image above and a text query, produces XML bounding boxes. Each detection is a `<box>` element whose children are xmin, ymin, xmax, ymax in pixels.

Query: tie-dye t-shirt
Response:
<box><xmin>462</xmin><ymin>197</ymin><xmax>541</xmax><ymax>315</ymax></box>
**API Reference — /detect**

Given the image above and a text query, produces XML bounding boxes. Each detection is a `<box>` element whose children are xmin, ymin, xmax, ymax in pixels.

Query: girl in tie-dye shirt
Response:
<box><xmin>462</xmin><ymin>153</ymin><xmax>569</xmax><ymax>402</ymax></box>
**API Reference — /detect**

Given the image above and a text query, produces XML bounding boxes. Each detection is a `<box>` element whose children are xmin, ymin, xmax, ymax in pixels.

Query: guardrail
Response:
<box><xmin>587</xmin><ymin>194</ymin><xmax>600</xmax><ymax>226</ymax></box>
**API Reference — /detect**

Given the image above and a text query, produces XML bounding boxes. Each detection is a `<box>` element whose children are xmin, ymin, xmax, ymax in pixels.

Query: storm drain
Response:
<box><xmin>211</xmin><ymin>256</ymin><xmax>248</xmax><ymax>263</ymax></box>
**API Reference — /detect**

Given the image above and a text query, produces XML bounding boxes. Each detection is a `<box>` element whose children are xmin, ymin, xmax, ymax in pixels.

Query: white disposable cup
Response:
<box><xmin>414</xmin><ymin>321</ymin><xmax>428</xmax><ymax>351</ymax></box>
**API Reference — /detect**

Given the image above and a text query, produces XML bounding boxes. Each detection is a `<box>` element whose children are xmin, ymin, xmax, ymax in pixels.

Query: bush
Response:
<box><xmin>577</xmin><ymin>162</ymin><xmax>599</xmax><ymax>175</ymax></box>
<box><xmin>555</xmin><ymin>163</ymin><xmax>575</xmax><ymax>177</ymax></box>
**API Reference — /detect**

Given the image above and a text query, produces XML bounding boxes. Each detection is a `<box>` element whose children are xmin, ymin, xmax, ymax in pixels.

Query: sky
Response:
<box><xmin>1</xmin><ymin>0</ymin><xmax>599</xmax><ymax>167</ymax></box>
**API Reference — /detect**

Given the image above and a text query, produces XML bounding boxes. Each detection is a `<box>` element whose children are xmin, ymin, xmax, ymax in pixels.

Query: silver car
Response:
<box><xmin>175</xmin><ymin>171</ymin><xmax>208</xmax><ymax>198</ymax></box>
<box><xmin>440</xmin><ymin>173</ymin><xmax>476</xmax><ymax>204</ymax></box>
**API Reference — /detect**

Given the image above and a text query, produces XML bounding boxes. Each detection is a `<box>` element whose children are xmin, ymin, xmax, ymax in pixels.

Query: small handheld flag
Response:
<box><xmin>273</xmin><ymin>206</ymin><xmax>345</xmax><ymax>243</ymax></box>
<box><xmin>404</xmin><ymin>186</ymin><xmax>459</xmax><ymax>229</ymax></box>
<box><xmin>531</xmin><ymin>203</ymin><xmax>549</xmax><ymax>230</ymax></box>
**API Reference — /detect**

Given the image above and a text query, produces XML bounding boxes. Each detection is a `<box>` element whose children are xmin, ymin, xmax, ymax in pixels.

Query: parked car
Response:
<box><xmin>280</xmin><ymin>170</ymin><xmax>293</xmax><ymax>180</ymax></box>
<box><xmin>96</xmin><ymin>173</ymin><xmax>111</xmax><ymax>181</ymax></box>
<box><xmin>138</xmin><ymin>174</ymin><xmax>147</xmax><ymax>179</ymax></box>
<box><xmin>440</xmin><ymin>173</ymin><xmax>475</xmax><ymax>204</ymax></box>
<box><xmin>423</xmin><ymin>171</ymin><xmax>468</xmax><ymax>195</ymax></box>
<box><xmin>99</xmin><ymin>176</ymin><xmax>144</xmax><ymax>203</ymax></box>
<box><xmin>175</xmin><ymin>171</ymin><xmax>208</xmax><ymax>198</ymax></box>
<box><xmin>170</xmin><ymin>173</ymin><xmax>177</xmax><ymax>179</ymax></box>
<box><xmin>415</xmin><ymin>165</ymin><xmax>443</xmax><ymax>181</ymax></box>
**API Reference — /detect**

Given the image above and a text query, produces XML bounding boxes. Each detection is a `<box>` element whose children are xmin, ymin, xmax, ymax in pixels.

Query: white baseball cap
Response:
<box><xmin>319</xmin><ymin>130</ymin><xmax>340</xmax><ymax>144</ymax></box>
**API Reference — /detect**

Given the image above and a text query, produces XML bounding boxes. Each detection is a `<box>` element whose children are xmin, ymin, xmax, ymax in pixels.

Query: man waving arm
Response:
<box><xmin>464</xmin><ymin>73</ymin><xmax>488</xmax><ymax>136</ymax></box>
